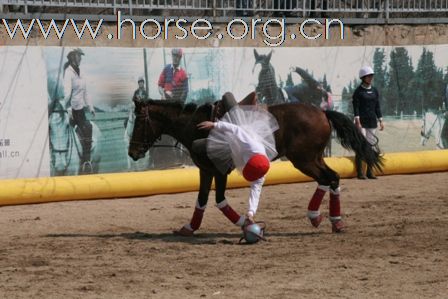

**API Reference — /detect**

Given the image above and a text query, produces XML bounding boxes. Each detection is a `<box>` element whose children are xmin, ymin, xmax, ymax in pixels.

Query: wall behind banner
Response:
<box><xmin>1</xmin><ymin>44</ymin><xmax>448</xmax><ymax>180</ymax></box>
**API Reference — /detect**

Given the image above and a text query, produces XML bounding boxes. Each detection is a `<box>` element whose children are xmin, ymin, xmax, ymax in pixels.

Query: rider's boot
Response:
<box><xmin>81</xmin><ymin>124</ymin><xmax>93</xmax><ymax>174</ymax></box>
<box><xmin>366</xmin><ymin>166</ymin><xmax>377</xmax><ymax>179</ymax></box>
<box><xmin>356</xmin><ymin>156</ymin><xmax>367</xmax><ymax>179</ymax></box>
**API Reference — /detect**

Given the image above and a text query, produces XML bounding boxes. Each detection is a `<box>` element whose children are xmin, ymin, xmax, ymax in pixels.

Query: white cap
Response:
<box><xmin>359</xmin><ymin>66</ymin><xmax>374</xmax><ymax>79</ymax></box>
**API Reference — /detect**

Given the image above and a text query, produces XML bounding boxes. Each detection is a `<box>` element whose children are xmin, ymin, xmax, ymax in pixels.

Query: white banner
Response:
<box><xmin>0</xmin><ymin>47</ymin><xmax>50</xmax><ymax>179</ymax></box>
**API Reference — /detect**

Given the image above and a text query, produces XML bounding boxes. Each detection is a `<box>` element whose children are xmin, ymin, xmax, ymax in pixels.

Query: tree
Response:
<box><xmin>322</xmin><ymin>74</ymin><xmax>332</xmax><ymax>93</ymax></box>
<box><xmin>285</xmin><ymin>72</ymin><xmax>294</xmax><ymax>88</ymax></box>
<box><xmin>414</xmin><ymin>48</ymin><xmax>445</xmax><ymax>113</ymax></box>
<box><xmin>384</xmin><ymin>47</ymin><xmax>415</xmax><ymax>115</ymax></box>
<box><xmin>340</xmin><ymin>78</ymin><xmax>359</xmax><ymax>115</ymax></box>
<box><xmin>372</xmin><ymin>48</ymin><xmax>387</xmax><ymax>113</ymax></box>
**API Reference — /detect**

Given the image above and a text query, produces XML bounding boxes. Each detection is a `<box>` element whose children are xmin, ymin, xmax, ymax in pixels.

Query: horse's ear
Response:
<box><xmin>267</xmin><ymin>50</ymin><xmax>273</xmax><ymax>62</ymax></box>
<box><xmin>254</xmin><ymin>49</ymin><xmax>260</xmax><ymax>60</ymax></box>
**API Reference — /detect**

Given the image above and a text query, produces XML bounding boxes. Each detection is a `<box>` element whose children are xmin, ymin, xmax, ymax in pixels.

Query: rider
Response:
<box><xmin>174</xmin><ymin>93</ymin><xmax>279</xmax><ymax>236</ymax></box>
<box><xmin>352</xmin><ymin>66</ymin><xmax>384</xmax><ymax>179</ymax></box>
<box><xmin>62</xmin><ymin>48</ymin><xmax>95</xmax><ymax>174</ymax></box>
<box><xmin>158</xmin><ymin>48</ymin><xmax>189</xmax><ymax>103</ymax></box>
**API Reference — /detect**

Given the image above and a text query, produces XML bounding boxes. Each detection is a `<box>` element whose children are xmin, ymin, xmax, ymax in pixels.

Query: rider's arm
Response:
<box><xmin>375</xmin><ymin>89</ymin><xmax>383</xmax><ymax>122</ymax></box>
<box><xmin>247</xmin><ymin>177</ymin><xmax>265</xmax><ymax>217</ymax></box>
<box><xmin>214</xmin><ymin>121</ymin><xmax>240</xmax><ymax>135</ymax></box>
<box><xmin>352</xmin><ymin>88</ymin><xmax>360</xmax><ymax>120</ymax></box>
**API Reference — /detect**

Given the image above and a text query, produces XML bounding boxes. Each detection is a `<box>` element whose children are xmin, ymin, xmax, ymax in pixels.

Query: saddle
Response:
<box><xmin>211</xmin><ymin>91</ymin><xmax>264</xmax><ymax>120</ymax></box>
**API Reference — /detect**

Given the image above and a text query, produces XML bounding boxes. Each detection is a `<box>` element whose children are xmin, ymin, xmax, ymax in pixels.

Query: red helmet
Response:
<box><xmin>242</xmin><ymin>154</ymin><xmax>270</xmax><ymax>182</ymax></box>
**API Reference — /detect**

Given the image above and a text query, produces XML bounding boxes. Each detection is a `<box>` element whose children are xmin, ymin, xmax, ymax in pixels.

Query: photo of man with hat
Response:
<box><xmin>158</xmin><ymin>48</ymin><xmax>189</xmax><ymax>103</ymax></box>
<box><xmin>62</xmin><ymin>47</ymin><xmax>96</xmax><ymax>173</ymax></box>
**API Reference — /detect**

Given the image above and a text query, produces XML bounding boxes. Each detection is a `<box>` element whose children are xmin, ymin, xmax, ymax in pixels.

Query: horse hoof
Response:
<box><xmin>173</xmin><ymin>226</ymin><xmax>194</xmax><ymax>237</ymax></box>
<box><xmin>331</xmin><ymin>220</ymin><xmax>345</xmax><ymax>233</ymax></box>
<box><xmin>309</xmin><ymin>214</ymin><xmax>324</xmax><ymax>228</ymax></box>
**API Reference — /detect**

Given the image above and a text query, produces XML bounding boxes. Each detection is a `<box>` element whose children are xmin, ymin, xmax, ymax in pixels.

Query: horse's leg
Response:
<box><xmin>174</xmin><ymin>168</ymin><xmax>213</xmax><ymax>236</ymax></box>
<box><xmin>290</xmin><ymin>157</ymin><xmax>344</xmax><ymax>233</ymax></box>
<box><xmin>214</xmin><ymin>172</ymin><xmax>246</xmax><ymax>227</ymax></box>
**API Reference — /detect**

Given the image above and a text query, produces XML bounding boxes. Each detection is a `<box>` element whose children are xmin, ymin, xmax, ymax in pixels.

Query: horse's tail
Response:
<box><xmin>324</xmin><ymin>110</ymin><xmax>384</xmax><ymax>173</ymax></box>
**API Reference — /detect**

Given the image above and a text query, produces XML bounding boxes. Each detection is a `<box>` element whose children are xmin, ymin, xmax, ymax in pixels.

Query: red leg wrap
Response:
<box><xmin>329</xmin><ymin>191</ymin><xmax>341</xmax><ymax>220</ymax></box>
<box><xmin>190</xmin><ymin>207</ymin><xmax>205</xmax><ymax>231</ymax></box>
<box><xmin>308</xmin><ymin>186</ymin><xmax>328</xmax><ymax>211</ymax></box>
<box><xmin>219</xmin><ymin>204</ymin><xmax>242</xmax><ymax>225</ymax></box>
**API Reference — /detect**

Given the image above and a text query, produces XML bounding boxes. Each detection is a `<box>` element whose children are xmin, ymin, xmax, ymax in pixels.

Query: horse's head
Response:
<box><xmin>49</xmin><ymin>99</ymin><xmax>72</xmax><ymax>175</ymax></box>
<box><xmin>253</xmin><ymin>49</ymin><xmax>273</xmax><ymax>73</ymax></box>
<box><xmin>128</xmin><ymin>100</ymin><xmax>181</xmax><ymax>161</ymax></box>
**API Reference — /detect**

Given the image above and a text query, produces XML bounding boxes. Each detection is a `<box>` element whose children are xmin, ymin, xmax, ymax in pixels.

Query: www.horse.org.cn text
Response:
<box><xmin>1</xmin><ymin>11</ymin><xmax>345</xmax><ymax>47</ymax></box>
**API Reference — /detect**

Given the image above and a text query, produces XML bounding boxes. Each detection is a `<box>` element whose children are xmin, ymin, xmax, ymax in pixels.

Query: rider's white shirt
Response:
<box><xmin>63</xmin><ymin>65</ymin><xmax>92</xmax><ymax>111</ymax></box>
<box><xmin>213</xmin><ymin>121</ymin><xmax>266</xmax><ymax>216</ymax></box>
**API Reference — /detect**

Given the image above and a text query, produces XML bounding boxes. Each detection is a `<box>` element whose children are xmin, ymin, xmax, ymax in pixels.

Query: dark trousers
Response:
<box><xmin>192</xmin><ymin>94</ymin><xmax>237</xmax><ymax>156</ymax></box>
<box><xmin>72</xmin><ymin>108</ymin><xmax>93</xmax><ymax>162</ymax></box>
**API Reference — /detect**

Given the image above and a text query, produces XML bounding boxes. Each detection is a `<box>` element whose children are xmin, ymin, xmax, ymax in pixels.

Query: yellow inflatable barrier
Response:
<box><xmin>0</xmin><ymin>150</ymin><xmax>447</xmax><ymax>207</ymax></box>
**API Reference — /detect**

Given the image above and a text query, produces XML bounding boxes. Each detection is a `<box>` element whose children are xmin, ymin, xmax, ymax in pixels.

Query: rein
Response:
<box><xmin>421</xmin><ymin>113</ymin><xmax>440</xmax><ymax>139</ymax></box>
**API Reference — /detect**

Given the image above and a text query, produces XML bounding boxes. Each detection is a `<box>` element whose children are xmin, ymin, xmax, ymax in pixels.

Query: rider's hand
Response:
<box><xmin>289</xmin><ymin>66</ymin><xmax>296</xmax><ymax>73</ymax></box>
<box><xmin>197</xmin><ymin>121</ymin><xmax>215</xmax><ymax>130</ymax></box>
<box><xmin>90</xmin><ymin>107</ymin><xmax>96</xmax><ymax>117</ymax></box>
<box><xmin>354</xmin><ymin>117</ymin><xmax>362</xmax><ymax>130</ymax></box>
<box><xmin>165</xmin><ymin>90</ymin><xmax>173</xmax><ymax>97</ymax></box>
<box><xmin>379</xmin><ymin>120</ymin><xmax>384</xmax><ymax>131</ymax></box>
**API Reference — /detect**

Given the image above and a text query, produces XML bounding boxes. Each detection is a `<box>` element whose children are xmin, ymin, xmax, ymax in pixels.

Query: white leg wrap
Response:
<box><xmin>330</xmin><ymin>187</ymin><xmax>341</xmax><ymax>195</ymax></box>
<box><xmin>215</xmin><ymin>199</ymin><xmax>228</xmax><ymax>209</ymax></box>
<box><xmin>317</xmin><ymin>184</ymin><xmax>330</xmax><ymax>192</ymax></box>
<box><xmin>196</xmin><ymin>200</ymin><xmax>207</xmax><ymax>209</ymax></box>
<box><xmin>183</xmin><ymin>224</ymin><xmax>193</xmax><ymax>231</ymax></box>
<box><xmin>307</xmin><ymin>210</ymin><xmax>321</xmax><ymax>219</ymax></box>
<box><xmin>330</xmin><ymin>216</ymin><xmax>342</xmax><ymax>222</ymax></box>
<box><xmin>235</xmin><ymin>215</ymin><xmax>246</xmax><ymax>227</ymax></box>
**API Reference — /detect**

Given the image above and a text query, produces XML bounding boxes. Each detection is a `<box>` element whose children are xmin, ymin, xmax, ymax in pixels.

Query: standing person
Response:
<box><xmin>133</xmin><ymin>76</ymin><xmax>148</xmax><ymax>104</ymax></box>
<box><xmin>62</xmin><ymin>48</ymin><xmax>95</xmax><ymax>174</ymax></box>
<box><xmin>158</xmin><ymin>48</ymin><xmax>189</xmax><ymax>103</ymax></box>
<box><xmin>175</xmin><ymin>93</ymin><xmax>279</xmax><ymax>236</ymax></box>
<box><xmin>352</xmin><ymin>66</ymin><xmax>384</xmax><ymax>179</ymax></box>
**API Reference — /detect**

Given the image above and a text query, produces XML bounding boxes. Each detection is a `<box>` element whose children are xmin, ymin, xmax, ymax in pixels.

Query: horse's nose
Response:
<box><xmin>128</xmin><ymin>149</ymin><xmax>141</xmax><ymax>161</ymax></box>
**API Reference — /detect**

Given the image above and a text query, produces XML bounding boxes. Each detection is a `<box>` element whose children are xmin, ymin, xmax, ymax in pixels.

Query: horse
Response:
<box><xmin>48</xmin><ymin>99</ymin><xmax>102</xmax><ymax>176</ymax></box>
<box><xmin>124</xmin><ymin>102</ymin><xmax>153</xmax><ymax>171</ymax></box>
<box><xmin>128</xmin><ymin>92</ymin><xmax>383</xmax><ymax>235</ymax></box>
<box><xmin>420</xmin><ymin>110</ymin><xmax>448</xmax><ymax>149</ymax></box>
<box><xmin>253</xmin><ymin>49</ymin><xmax>332</xmax><ymax>109</ymax></box>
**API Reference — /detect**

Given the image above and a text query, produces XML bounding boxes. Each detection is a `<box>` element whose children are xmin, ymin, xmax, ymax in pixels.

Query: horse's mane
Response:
<box><xmin>145</xmin><ymin>99</ymin><xmax>215</xmax><ymax>115</ymax></box>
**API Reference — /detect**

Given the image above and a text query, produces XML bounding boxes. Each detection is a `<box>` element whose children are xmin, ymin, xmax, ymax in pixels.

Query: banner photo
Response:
<box><xmin>1</xmin><ymin>45</ymin><xmax>447</xmax><ymax>180</ymax></box>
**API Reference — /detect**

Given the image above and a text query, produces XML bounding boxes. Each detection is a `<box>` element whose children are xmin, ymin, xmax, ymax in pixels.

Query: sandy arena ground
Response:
<box><xmin>0</xmin><ymin>172</ymin><xmax>447</xmax><ymax>298</ymax></box>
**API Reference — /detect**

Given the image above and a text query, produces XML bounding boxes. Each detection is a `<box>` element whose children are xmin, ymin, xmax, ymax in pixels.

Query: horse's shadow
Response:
<box><xmin>45</xmin><ymin>231</ymin><xmax>322</xmax><ymax>245</ymax></box>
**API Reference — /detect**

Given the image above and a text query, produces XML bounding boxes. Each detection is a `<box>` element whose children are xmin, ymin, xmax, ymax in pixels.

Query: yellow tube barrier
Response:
<box><xmin>0</xmin><ymin>150</ymin><xmax>447</xmax><ymax>207</ymax></box>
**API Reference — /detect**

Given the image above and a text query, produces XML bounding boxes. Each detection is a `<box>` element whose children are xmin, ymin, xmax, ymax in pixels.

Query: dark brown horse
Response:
<box><xmin>128</xmin><ymin>92</ymin><xmax>383</xmax><ymax>235</ymax></box>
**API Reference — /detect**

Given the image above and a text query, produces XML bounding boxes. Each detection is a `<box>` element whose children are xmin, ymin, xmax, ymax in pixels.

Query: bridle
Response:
<box><xmin>133</xmin><ymin>105</ymin><xmax>162</xmax><ymax>149</ymax></box>
<box><xmin>49</xmin><ymin>108</ymin><xmax>75</xmax><ymax>173</ymax></box>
